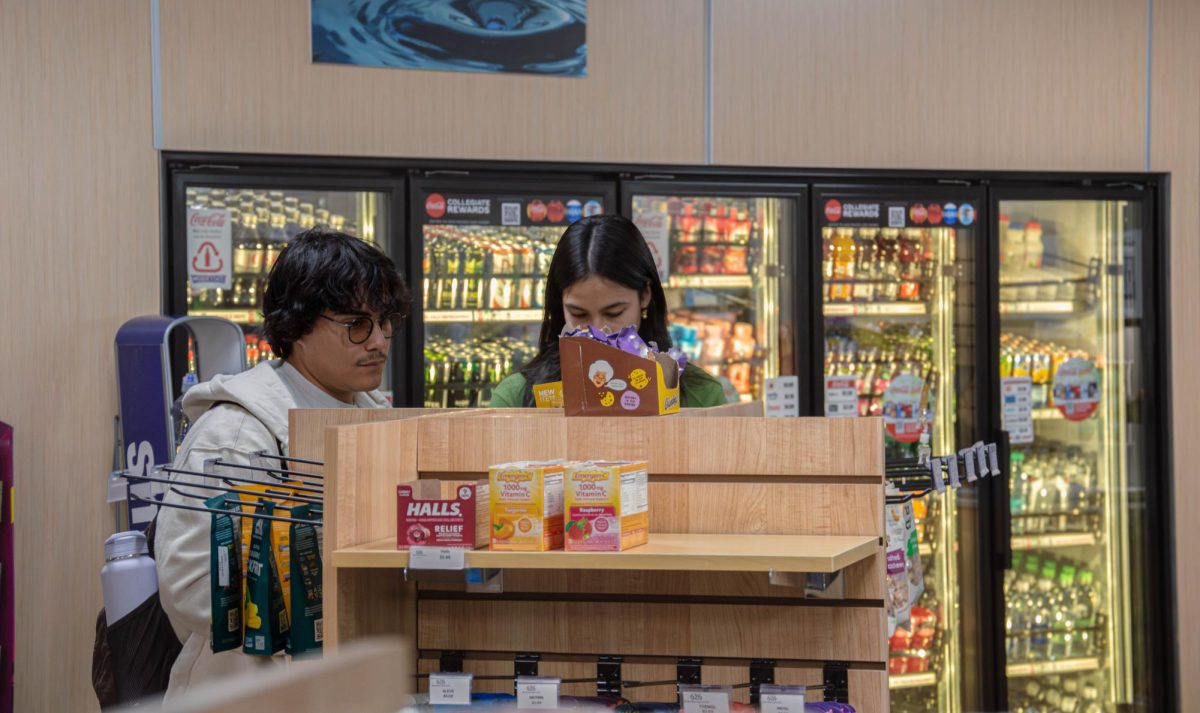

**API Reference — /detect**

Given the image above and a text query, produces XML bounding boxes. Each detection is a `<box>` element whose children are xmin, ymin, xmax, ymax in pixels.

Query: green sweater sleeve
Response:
<box><xmin>488</xmin><ymin>373</ymin><xmax>528</xmax><ymax>408</ymax></box>
<box><xmin>680</xmin><ymin>364</ymin><xmax>730</xmax><ymax>408</ymax></box>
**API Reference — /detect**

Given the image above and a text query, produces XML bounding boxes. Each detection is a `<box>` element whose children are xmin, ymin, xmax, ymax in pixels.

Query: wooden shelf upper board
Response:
<box><xmin>333</xmin><ymin>533</ymin><xmax>879</xmax><ymax>574</ymax></box>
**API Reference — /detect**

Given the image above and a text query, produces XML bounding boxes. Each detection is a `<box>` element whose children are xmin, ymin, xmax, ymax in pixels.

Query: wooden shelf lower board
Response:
<box><xmin>333</xmin><ymin>533</ymin><xmax>879</xmax><ymax>574</ymax></box>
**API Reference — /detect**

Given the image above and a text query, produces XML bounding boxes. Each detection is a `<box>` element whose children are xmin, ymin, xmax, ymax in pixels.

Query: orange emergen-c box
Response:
<box><xmin>564</xmin><ymin>461</ymin><xmax>649</xmax><ymax>552</ymax></box>
<box><xmin>488</xmin><ymin>461</ymin><xmax>565</xmax><ymax>551</ymax></box>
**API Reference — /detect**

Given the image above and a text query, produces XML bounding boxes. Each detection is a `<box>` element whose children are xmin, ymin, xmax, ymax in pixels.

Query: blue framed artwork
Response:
<box><xmin>312</xmin><ymin>0</ymin><xmax>587</xmax><ymax>77</ymax></box>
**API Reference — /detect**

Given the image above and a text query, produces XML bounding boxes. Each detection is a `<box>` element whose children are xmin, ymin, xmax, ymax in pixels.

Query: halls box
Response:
<box><xmin>396</xmin><ymin>480</ymin><xmax>488</xmax><ymax>550</ymax></box>
<box><xmin>558</xmin><ymin>336</ymin><xmax>681</xmax><ymax>417</ymax></box>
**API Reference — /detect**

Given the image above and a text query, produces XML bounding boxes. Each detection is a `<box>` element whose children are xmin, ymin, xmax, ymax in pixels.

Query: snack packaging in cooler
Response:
<box><xmin>489</xmin><ymin>461</ymin><xmax>565</xmax><ymax>551</ymax></box>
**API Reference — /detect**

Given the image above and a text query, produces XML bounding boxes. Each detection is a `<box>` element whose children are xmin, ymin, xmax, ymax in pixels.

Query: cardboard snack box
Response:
<box><xmin>558</xmin><ymin>336</ymin><xmax>681</xmax><ymax>416</ymax></box>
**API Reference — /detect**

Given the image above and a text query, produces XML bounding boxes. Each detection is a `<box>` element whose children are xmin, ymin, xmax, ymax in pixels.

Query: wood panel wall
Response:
<box><xmin>158</xmin><ymin>0</ymin><xmax>706</xmax><ymax>164</ymax></box>
<box><xmin>1151</xmin><ymin>0</ymin><xmax>1200</xmax><ymax>707</ymax></box>
<box><xmin>0</xmin><ymin>1</ymin><xmax>159</xmax><ymax>711</ymax></box>
<box><xmin>711</xmin><ymin>0</ymin><xmax>1147</xmax><ymax>171</ymax></box>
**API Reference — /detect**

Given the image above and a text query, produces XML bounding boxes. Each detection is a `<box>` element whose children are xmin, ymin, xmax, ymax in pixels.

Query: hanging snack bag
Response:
<box><xmin>287</xmin><ymin>504</ymin><xmax>322</xmax><ymax>656</ymax></box>
<box><xmin>207</xmin><ymin>493</ymin><xmax>243</xmax><ymax>653</ymax></box>
<box><xmin>243</xmin><ymin>500</ymin><xmax>289</xmax><ymax>655</ymax></box>
<box><xmin>884</xmin><ymin>493</ymin><xmax>912</xmax><ymax>633</ymax></box>
<box><xmin>903</xmin><ymin>495</ymin><xmax>926</xmax><ymax>607</ymax></box>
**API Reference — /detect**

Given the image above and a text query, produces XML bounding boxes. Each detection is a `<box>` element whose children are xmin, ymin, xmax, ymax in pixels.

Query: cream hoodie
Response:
<box><xmin>154</xmin><ymin>360</ymin><xmax>387</xmax><ymax>701</ymax></box>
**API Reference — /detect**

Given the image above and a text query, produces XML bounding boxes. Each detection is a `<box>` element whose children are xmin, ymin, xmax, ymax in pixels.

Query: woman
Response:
<box><xmin>490</xmin><ymin>214</ymin><xmax>728</xmax><ymax>408</ymax></box>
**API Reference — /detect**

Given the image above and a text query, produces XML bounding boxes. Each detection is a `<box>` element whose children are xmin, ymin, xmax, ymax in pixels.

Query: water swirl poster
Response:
<box><xmin>312</xmin><ymin>0</ymin><xmax>587</xmax><ymax>77</ymax></box>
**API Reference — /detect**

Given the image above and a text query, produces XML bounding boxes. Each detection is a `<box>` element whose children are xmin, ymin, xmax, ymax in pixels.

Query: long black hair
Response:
<box><xmin>518</xmin><ymin>214</ymin><xmax>671</xmax><ymax>406</ymax></box>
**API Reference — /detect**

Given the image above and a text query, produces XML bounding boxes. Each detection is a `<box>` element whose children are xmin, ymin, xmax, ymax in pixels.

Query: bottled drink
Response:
<box><xmin>853</xmin><ymin>228</ymin><xmax>876</xmax><ymax>302</ymax></box>
<box><xmin>701</xmin><ymin>202</ymin><xmax>720</xmax><ymax>242</ymax></box>
<box><xmin>830</xmin><ymin>228</ymin><xmax>856</xmax><ymax>301</ymax></box>
<box><xmin>876</xmin><ymin>229</ymin><xmax>901</xmax><ymax>301</ymax></box>
<box><xmin>898</xmin><ymin>229</ymin><xmax>922</xmax><ymax>301</ymax></box>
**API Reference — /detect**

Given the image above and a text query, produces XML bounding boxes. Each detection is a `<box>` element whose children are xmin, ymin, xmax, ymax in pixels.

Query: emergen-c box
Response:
<box><xmin>564</xmin><ymin>461</ymin><xmax>650</xmax><ymax>552</ymax></box>
<box><xmin>488</xmin><ymin>461</ymin><xmax>565</xmax><ymax>551</ymax></box>
<box><xmin>396</xmin><ymin>480</ymin><xmax>488</xmax><ymax>550</ymax></box>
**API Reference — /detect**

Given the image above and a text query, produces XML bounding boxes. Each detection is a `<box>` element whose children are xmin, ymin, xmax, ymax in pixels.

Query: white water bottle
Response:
<box><xmin>101</xmin><ymin>531</ymin><xmax>159</xmax><ymax>625</ymax></box>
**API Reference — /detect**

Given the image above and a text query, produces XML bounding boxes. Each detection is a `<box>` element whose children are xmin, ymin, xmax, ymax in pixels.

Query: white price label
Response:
<box><xmin>758</xmin><ymin>685</ymin><xmax>806</xmax><ymax>713</ymax></box>
<box><xmin>823</xmin><ymin>375</ymin><xmax>858</xmax><ymax>418</ymax></box>
<box><xmin>680</xmin><ymin>686</ymin><xmax>731</xmax><ymax>713</ymax></box>
<box><xmin>1001</xmin><ymin>376</ymin><xmax>1034</xmax><ymax>444</ymax></box>
<box><xmin>516</xmin><ymin>677</ymin><xmax>560</xmax><ymax>709</ymax></box>
<box><xmin>409</xmin><ymin>546</ymin><xmax>467</xmax><ymax>571</ymax></box>
<box><xmin>429</xmin><ymin>673</ymin><xmax>473</xmax><ymax>705</ymax></box>
<box><xmin>765</xmin><ymin>376</ymin><xmax>801</xmax><ymax>418</ymax></box>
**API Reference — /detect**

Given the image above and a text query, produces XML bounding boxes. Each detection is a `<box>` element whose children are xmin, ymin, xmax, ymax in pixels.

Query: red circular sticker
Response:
<box><xmin>926</xmin><ymin>203</ymin><xmax>943</xmax><ymax>225</ymax></box>
<box><xmin>527</xmin><ymin>200</ymin><xmax>547</xmax><ymax>222</ymax></box>
<box><xmin>883</xmin><ymin>373</ymin><xmax>926</xmax><ymax>443</ymax></box>
<box><xmin>909</xmin><ymin>204</ymin><xmax>928</xmax><ymax>225</ymax></box>
<box><xmin>425</xmin><ymin>193</ymin><xmax>446</xmax><ymax>219</ymax></box>
<box><xmin>547</xmin><ymin>200</ymin><xmax>566</xmax><ymax>223</ymax></box>
<box><xmin>1053</xmin><ymin>357</ymin><xmax>1100</xmax><ymax>421</ymax></box>
<box><xmin>825</xmin><ymin>199</ymin><xmax>843</xmax><ymax>222</ymax></box>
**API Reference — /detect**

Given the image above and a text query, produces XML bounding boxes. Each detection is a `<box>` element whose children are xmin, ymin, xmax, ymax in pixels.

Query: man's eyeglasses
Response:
<box><xmin>318</xmin><ymin>313</ymin><xmax>402</xmax><ymax>344</ymax></box>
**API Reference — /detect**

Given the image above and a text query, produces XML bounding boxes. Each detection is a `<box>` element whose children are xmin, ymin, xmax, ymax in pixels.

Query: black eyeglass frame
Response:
<box><xmin>318</xmin><ymin>313</ymin><xmax>401</xmax><ymax>345</ymax></box>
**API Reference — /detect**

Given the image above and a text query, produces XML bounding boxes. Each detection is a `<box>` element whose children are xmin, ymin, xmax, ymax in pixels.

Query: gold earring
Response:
<box><xmin>642</xmin><ymin>308</ymin><xmax>649</xmax><ymax>319</ymax></box>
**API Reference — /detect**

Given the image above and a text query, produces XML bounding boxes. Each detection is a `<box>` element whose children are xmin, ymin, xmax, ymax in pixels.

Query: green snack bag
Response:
<box><xmin>243</xmin><ymin>500</ymin><xmax>289</xmax><ymax>655</ymax></box>
<box><xmin>207</xmin><ymin>494</ymin><xmax>244</xmax><ymax>653</ymax></box>
<box><xmin>286</xmin><ymin>504</ymin><xmax>323</xmax><ymax>656</ymax></box>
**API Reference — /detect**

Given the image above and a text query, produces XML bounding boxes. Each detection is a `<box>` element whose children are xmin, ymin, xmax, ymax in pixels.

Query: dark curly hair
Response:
<box><xmin>261</xmin><ymin>227</ymin><xmax>410</xmax><ymax>359</ymax></box>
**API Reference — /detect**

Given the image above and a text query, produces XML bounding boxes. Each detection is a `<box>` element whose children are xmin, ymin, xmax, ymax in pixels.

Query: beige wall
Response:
<box><xmin>1151</xmin><ymin>0</ymin><xmax>1200</xmax><ymax>708</ymax></box>
<box><xmin>160</xmin><ymin>0</ymin><xmax>705</xmax><ymax>164</ymax></box>
<box><xmin>0</xmin><ymin>1</ymin><xmax>160</xmax><ymax>712</ymax></box>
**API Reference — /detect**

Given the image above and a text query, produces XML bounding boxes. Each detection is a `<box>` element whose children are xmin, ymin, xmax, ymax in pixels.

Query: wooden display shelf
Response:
<box><xmin>333</xmin><ymin>533</ymin><xmax>879</xmax><ymax>573</ymax></box>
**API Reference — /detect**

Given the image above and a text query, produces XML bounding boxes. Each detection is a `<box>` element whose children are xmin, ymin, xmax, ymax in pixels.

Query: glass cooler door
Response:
<box><xmin>995</xmin><ymin>192</ymin><xmax>1160</xmax><ymax>712</ymax></box>
<box><xmin>410</xmin><ymin>179</ymin><xmax>615</xmax><ymax>408</ymax></box>
<box><xmin>624</xmin><ymin>182</ymin><xmax>802</xmax><ymax>403</ymax></box>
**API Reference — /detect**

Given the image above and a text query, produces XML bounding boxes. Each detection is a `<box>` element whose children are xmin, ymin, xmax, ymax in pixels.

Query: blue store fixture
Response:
<box><xmin>114</xmin><ymin>316</ymin><xmax>245</xmax><ymax>529</ymax></box>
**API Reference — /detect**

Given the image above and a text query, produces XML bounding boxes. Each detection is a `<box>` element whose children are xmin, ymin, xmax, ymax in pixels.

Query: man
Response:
<box><xmin>155</xmin><ymin>228</ymin><xmax>409</xmax><ymax>699</ymax></box>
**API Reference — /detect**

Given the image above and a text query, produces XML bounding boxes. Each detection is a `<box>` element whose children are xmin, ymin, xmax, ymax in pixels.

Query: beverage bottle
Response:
<box><xmin>898</xmin><ymin>229</ymin><xmax>921</xmax><ymax>301</ymax></box>
<box><xmin>234</xmin><ymin>214</ymin><xmax>256</xmax><ymax>274</ymax></box>
<box><xmin>854</xmin><ymin>229</ymin><xmax>876</xmax><ymax>302</ymax></box>
<box><xmin>831</xmin><ymin>228</ymin><xmax>856</xmax><ymax>301</ymax></box>
<box><xmin>299</xmin><ymin>203</ymin><xmax>316</xmax><ymax>231</ymax></box>
<box><xmin>821</xmin><ymin>229</ymin><xmax>834</xmax><ymax>301</ymax></box>
<box><xmin>101</xmin><ymin>532</ymin><xmax>159</xmax><ymax>625</ymax></box>
<box><xmin>678</xmin><ymin>203</ymin><xmax>700</xmax><ymax>242</ymax></box>
<box><xmin>876</xmin><ymin>229</ymin><xmax>900</xmax><ymax>300</ymax></box>
<box><xmin>255</xmin><ymin>204</ymin><xmax>272</xmax><ymax>240</ymax></box>
<box><xmin>701</xmin><ymin>202</ymin><xmax>719</xmax><ymax>242</ymax></box>
<box><xmin>729</xmin><ymin>204</ymin><xmax>751</xmax><ymax>244</ymax></box>
<box><xmin>330</xmin><ymin>213</ymin><xmax>347</xmax><ymax>233</ymax></box>
<box><xmin>316</xmin><ymin>208</ymin><xmax>331</xmax><ymax>227</ymax></box>
<box><xmin>1024</xmin><ymin>220</ymin><xmax>1044</xmax><ymax>270</ymax></box>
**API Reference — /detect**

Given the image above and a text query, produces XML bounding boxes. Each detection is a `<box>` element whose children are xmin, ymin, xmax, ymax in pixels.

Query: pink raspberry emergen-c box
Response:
<box><xmin>396</xmin><ymin>480</ymin><xmax>488</xmax><ymax>550</ymax></box>
<box><xmin>564</xmin><ymin>461</ymin><xmax>649</xmax><ymax>552</ymax></box>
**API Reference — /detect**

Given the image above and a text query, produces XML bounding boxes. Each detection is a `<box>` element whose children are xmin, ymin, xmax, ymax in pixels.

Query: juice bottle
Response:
<box><xmin>831</xmin><ymin>228</ymin><xmax>857</xmax><ymax>301</ymax></box>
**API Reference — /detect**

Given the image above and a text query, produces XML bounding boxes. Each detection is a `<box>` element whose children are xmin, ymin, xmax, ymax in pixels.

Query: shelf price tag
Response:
<box><xmin>680</xmin><ymin>685</ymin><xmax>732</xmax><ymax>713</ymax></box>
<box><xmin>1000</xmin><ymin>376</ymin><xmax>1034</xmax><ymax>444</ymax></box>
<box><xmin>516</xmin><ymin>677</ymin><xmax>560</xmax><ymax>709</ymax></box>
<box><xmin>409</xmin><ymin>546</ymin><xmax>467</xmax><ymax>571</ymax></box>
<box><xmin>823</xmin><ymin>375</ymin><xmax>858</xmax><ymax>418</ymax></box>
<box><xmin>766</xmin><ymin>376</ymin><xmax>801</xmax><ymax>417</ymax></box>
<box><xmin>429</xmin><ymin>672</ymin><xmax>473</xmax><ymax>705</ymax></box>
<box><xmin>758</xmin><ymin>684</ymin><xmax>806</xmax><ymax>713</ymax></box>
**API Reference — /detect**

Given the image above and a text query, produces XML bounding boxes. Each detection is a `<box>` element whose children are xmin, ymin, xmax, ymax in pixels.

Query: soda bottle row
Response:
<box><xmin>823</xmin><ymin>227</ymin><xmax>938</xmax><ymax>303</ymax></box>
<box><xmin>423</xmin><ymin>225</ymin><xmax>559</xmax><ymax>311</ymax></box>
<box><xmin>188</xmin><ymin>276</ymin><xmax>269</xmax><ymax>312</ymax></box>
<box><xmin>1004</xmin><ymin>552</ymin><xmax>1101</xmax><ymax>664</ymax></box>
<box><xmin>672</xmin><ymin>242</ymin><xmax>750</xmax><ymax>276</ymax></box>
<box><xmin>190</xmin><ymin>188</ymin><xmax>357</xmax><ymax>244</ymax></box>
<box><xmin>1010</xmin><ymin>446</ymin><xmax>1100</xmax><ymax>537</ymax></box>
<box><xmin>245</xmin><ymin>334</ymin><xmax>271</xmax><ymax>367</ymax></box>
<box><xmin>1000</xmin><ymin>334</ymin><xmax>1095</xmax><ymax>409</ymax></box>
<box><xmin>424</xmin><ymin>336</ymin><xmax>536</xmax><ymax>408</ymax></box>
<box><xmin>1010</xmin><ymin>677</ymin><xmax>1104</xmax><ymax>713</ymax></box>
<box><xmin>825</xmin><ymin>330</ymin><xmax>934</xmax><ymax>416</ymax></box>
<box><xmin>651</xmin><ymin>198</ymin><xmax>754</xmax><ymax>245</ymax></box>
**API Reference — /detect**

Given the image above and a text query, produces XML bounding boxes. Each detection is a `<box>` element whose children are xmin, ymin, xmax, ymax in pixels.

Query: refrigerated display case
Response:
<box><xmin>167</xmin><ymin>172</ymin><xmax>402</xmax><ymax>400</ymax></box>
<box><xmin>625</xmin><ymin>183</ymin><xmax>801</xmax><ymax>402</ymax></box>
<box><xmin>410</xmin><ymin>180</ymin><xmax>615</xmax><ymax>408</ymax></box>
<box><xmin>815</xmin><ymin>187</ymin><xmax>984</xmax><ymax>713</ymax></box>
<box><xmin>993</xmin><ymin>192</ymin><xmax>1163</xmax><ymax>712</ymax></box>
